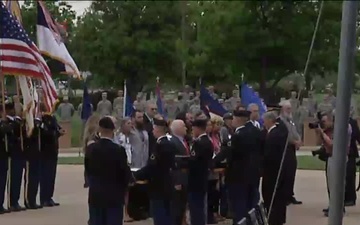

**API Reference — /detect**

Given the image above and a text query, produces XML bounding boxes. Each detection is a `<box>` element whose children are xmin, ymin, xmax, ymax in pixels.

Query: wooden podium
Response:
<box><xmin>59</xmin><ymin>121</ymin><xmax>72</xmax><ymax>148</ymax></box>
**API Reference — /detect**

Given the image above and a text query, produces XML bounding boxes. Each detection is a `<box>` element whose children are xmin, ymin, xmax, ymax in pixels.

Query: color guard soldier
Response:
<box><xmin>85</xmin><ymin>117</ymin><xmax>131</xmax><ymax>225</ymax></box>
<box><xmin>134</xmin><ymin>118</ymin><xmax>176</xmax><ymax>225</ymax></box>
<box><xmin>187</xmin><ymin>119</ymin><xmax>213</xmax><ymax>225</ymax></box>
<box><xmin>39</xmin><ymin>112</ymin><xmax>63</xmax><ymax>207</ymax></box>
<box><xmin>23</xmin><ymin>118</ymin><xmax>43</xmax><ymax>209</ymax></box>
<box><xmin>0</xmin><ymin>105</ymin><xmax>11</xmax><ymax>214</ymax></box>
<box><xmin>214</xmin><ymin>110</ymin><xmax>262</xmax><ymax>225</ymax></box>
<box><xmin>6</xmin><ymin>102</ymin><xmax>26</xmax><ymax>211</ymax></box>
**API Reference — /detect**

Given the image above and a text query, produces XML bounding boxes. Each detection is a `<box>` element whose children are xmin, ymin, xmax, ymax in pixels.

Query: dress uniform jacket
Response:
<box><xmin>262</xmin><ymin>124</ymin><xmax>289</xmax><ymax>225</ymax></box>
<box><xmin>85</xmin><ymin>138</ymin><xmax>131</xmax><ymax>207</ymax></box>
<box><xmin>215</xmin><ymin>122</ymin><xmax>262</xmax><ymax>185</ymax></box>
<box><xmin>187</xmin><ymin>133</ymin><xmax>213</xmax><ymax>193</ymax></box>
<box><xmin>134</xmin><ymin>135</ymin><xmax>176</xmax><ymax>200</ymax></box>
<box><xmin>24</xmin><ymin>119</ymin><xmax>41</xmax><ymax>160</ymax></box>
<box><xmin>7</xmin><ymin>116</ymin><xmax>23</xmax><ymax>159</ymax></box>
<box><xmin>40</xmin><ymin>115</ymin><xmax>61</xmax><ymax>159</ymax></box>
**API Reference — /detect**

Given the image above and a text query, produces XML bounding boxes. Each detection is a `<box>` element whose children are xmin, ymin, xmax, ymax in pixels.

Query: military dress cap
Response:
<box><xmin>99</xmin><ymin>117</ymin><xmax>115</xmax><ymax>130</ymax></box>
<box><xmin>266</xmin><ymin>104</ymin><xmax>281</xmax><ymax>112</ymax></box>
<box><xmin>191</xmin><ymin>119</ymin><xmax>208</xmax><ymax>128</ymax></box>
<box><xmin>153</xmin><ymin>118</ymin><xmax>168</xmax><ymax>127</ymax></box>
<box><xmin>233</xmin><ymin>110</ymin><xmax>251</xmax><ymax>118</ymax></box>
<box><xmin>223</xmin><ymin>112</ymin><xmax>233</xmax><ymax>120</ymax></box>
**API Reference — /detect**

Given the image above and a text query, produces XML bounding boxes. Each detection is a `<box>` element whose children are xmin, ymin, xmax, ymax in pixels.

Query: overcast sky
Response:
<box><xmin>67</xmin><ymin>1</ymin><xmax>92</xmax><ymax>16</ymax></box>
<box><xmin>18</xmin><ymin>1</ymin><xmax>92</xmax><ymax>16</ymax></box>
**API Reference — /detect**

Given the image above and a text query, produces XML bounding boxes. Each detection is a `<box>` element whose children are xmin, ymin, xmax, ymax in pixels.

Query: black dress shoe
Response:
<box><xmin>9</xmin><ymin>205</ymin><xmax>26</xmax><ymax>212</ymax></box>
<box><xmin>41</xmin><ymin>201</ymin><xmax>54</xmax><ymax>207</ymax></box>
<box><xmin>26</xmin><ymin>204</ymin><xmax>43</xmax><ymax>210</ymax></box>
<box><xmin>49</xmin><ymin>199</ymin><xmax>60</xmax><ymax>206</ymax></box>
<box><xmin>0</xmin><ymin>207</ymin><xmax>10</xmax><ymax>214</ymax></box>
<box><xmin>344</xmin><ymin>201</ymin><xmax>356</xmax><ymax>207</ymax></box>
<box><xmin>288</xmin><ymin>197</ymin><xmax>302</xmax><ymax>205</ymax></box>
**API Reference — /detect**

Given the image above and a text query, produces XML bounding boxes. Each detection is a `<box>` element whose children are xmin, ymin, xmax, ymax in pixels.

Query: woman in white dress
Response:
<box><xmin>114</xmin><ymin>117</ymin><xmax>134</xmax><ymax>222</ymax></box>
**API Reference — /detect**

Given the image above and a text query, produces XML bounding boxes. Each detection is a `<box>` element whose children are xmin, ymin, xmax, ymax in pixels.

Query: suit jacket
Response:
<box><xmin>134</xmin><ymin>135</ymin><xmax>176</xmax><ymax>200</ymax></box>
<box><xmin>187</xmin><ymin>134</ymin><xmax>213</xmax><ymax>193</ymax></box>
<box><xmin>128</xmin><ymin>128</ymin><xmax>149</xmax><ymax>168</ymax></box>
<box><xmin>349</xmin><ymin>118</ymin><xmax>360</xmax><ymax>158</ymax></box>
<box><xmin>85</xmin><ymin>138</ymin><xmax>131</xmax><ymax>207</ymax></box>
<box><xmin>263</xmin><ymin>125</ymin><xmax>288</xmax><ymax>183</ymax></box>
<box><xmin>171</xmin><ymin>135</ymin><xmax>189</xmax><ymax>187</ymax></box>
<box><xmin>144</xmin><ymin>113</ymin><xmax>156</xmax><ymax>156</ymax></box>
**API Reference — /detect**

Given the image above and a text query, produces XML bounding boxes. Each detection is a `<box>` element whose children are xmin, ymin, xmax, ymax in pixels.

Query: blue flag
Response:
<box><xmin>240</xmin><ymin>83</ymin><xmax>267</xmax><ymax>123</ymax></box>
<box><xmin>200</xmin><ymin>85</ymin><xmax>228</xmax><ymax>118</ymax></box>
<box><xmin>81</xmin><ymin>83</ymin><xmax>92</xmax><ymax>121</ymax></box>
<box><xmin>123</xmin><ymin>80</ymin><xmax>134</xmax><ymax>117</ymax></box>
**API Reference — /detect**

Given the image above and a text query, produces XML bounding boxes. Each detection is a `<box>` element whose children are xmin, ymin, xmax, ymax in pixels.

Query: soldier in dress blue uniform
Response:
<box><xmin>85</xmin><ymin>117</ymin><xmax>131</xmax><ymax>225</ymax></box>
<box><xmin>214</xmin><ymin>110</ymin><xmax>263</xmax><ymax>225</ymax></box>
<box><xmin>134</xmin><ymin>118</ymin><xmax>176</xmax><ymax>225</ymax></box>
<box><xmin>187</xmin><ymin>119</ymin><xmax>214</xmax><ymax>225</ymax></box>
<box><xmin>6</xmin><ymin>102</ymin><xmax>26</xmax><ymax>211</ymax></box>
<box><xmin>23</xmin><ymin>117</ymin><xmax>43</xmax><ymax>209</ymax></box>
<box><xmin>0</xmin><ymin>105</ymin><xmax>11</xmax><ymax>214</ymax></box>
<box><xmin>39</xmin><ymin>111</ymin><xmax>63</xmax><ymax>207</ymax></box>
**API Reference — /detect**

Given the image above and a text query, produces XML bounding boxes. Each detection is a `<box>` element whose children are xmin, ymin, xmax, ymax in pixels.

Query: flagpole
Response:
<box><xmin>123</xmin><ymin>80</ymin><xmax>127</xmax><ymax>118</ymax></box>
<box><xmin>328</xmin><ymin>1</ymin><xmax>358</xmax><ymax>225</ymax></box>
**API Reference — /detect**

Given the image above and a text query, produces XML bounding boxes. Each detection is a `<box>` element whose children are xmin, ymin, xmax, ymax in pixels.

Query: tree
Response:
<box><xmin>72</xmin><ymin>1</ymin><xmax>184</xmax><ymax>97</ymax></box>
<box><xmin>184</xmin><ymin>1</ymin><xmax>344</xmax><ymax>97</ymax></box>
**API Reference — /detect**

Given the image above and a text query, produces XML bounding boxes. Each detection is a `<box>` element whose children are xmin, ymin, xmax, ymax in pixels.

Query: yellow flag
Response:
<box><xmin>5</xmin><ymin>0</ymin><xmax>22</xmax><ymax>23</ymax></box>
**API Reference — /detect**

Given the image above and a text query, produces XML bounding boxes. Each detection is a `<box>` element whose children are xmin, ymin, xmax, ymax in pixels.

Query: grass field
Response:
<box><xmin>58</xmin><ymin>155</ymin><xmax>331</xmax><ymax>171</ymax></box>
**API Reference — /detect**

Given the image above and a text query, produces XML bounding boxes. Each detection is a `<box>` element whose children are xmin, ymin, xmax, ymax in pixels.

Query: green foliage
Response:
<box><xmin>18</xmin><ymin>1</ymin><xmax>359</xmax><ymax>96</ymax></box>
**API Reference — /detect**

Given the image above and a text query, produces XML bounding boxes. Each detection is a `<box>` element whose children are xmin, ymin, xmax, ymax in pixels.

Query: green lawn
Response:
<box><xmin>57</xmin><ymin>155</ymin><xmax>333</xmax><ymax>171</ymax></box>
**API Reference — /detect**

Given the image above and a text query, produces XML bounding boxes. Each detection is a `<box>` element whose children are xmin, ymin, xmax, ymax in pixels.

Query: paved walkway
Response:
<box><xmin>58</xmin><ymin>151</ymin><xmax>316</xmax><ymax>158</ymax></box>
<box><xmin>0</xmin><ymin>166</ymin><xmax>359</xmax><ymax>225</ymax></box>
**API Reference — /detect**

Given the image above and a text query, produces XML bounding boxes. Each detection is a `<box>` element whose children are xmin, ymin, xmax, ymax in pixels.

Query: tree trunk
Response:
<box><xmin>180</xmin><ymin>0</ymin><xmax>187</xmax><ymax>86</ymax></box>
<box><xmin>259</xmin><ymin>56</ymin><xmax>267</xmax><ymax>99</ymax></box>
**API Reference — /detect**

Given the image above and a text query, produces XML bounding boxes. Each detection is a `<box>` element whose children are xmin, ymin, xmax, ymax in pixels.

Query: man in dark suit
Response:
<box><xmin>214</xmin><ymin>110</ymin><xmax>262</xmax><ymax>225</ymax></box>
<box><xmin>345</xmin><ymin>116</ymin><xmax>360</xmax><ymax>206</ymax></box>
<box><xmin>85</xmin><ymin>117</ymin><xmax>131</xmax><ymax>225</ymax></box>
<box><xmin>134</xmin><ymin>118</ymin><xmax>176</xmax><ymax>225</ymax></box>
<box><xmin>143</xmin><ymin>102</ymin><xmax>157</xmax><ymax>156</ymax></box>
<box><xmin>187</xmin><ymin>119</ymin><xmax>214</xmax><ymax>225</ymax></box>
<box><xmin>262</xmin><ymin>111</ymin><xmax>289</xmax><ymax>225</ymax></box>
<box><xmin>170</xmin><ymin>119</ymin><xmax>190</xmax><ymax>225</ymax></box>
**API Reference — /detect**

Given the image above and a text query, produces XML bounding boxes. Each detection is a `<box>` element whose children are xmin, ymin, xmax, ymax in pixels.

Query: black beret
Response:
<box><xmin>233</xmin><ymin>110</ymin><xmax>251</xmax><ymax>118</ymax></box>
<box><xmin>223</xmin><ymin>112</ymin><xmax>233</xmax><ymax>120</ymax></box>
<box><xmin>192</xmin><ymin>119</ymin><xmax>208</xmax><ymax>128</ymax></box>
<box><xmin>153</xmin><ymin>118</ymin><xmax>168</xmax><ymax>127</ymax></box>
<box><xmin>99</xmin><ymin>117</ymin><xmax>115</xmax><ymax>130</ymax></box>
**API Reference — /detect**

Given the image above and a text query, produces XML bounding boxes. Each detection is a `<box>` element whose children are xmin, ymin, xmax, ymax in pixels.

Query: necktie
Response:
<box><xmin>183</xmin><ymin>139</ymin><xmax>190</xmax><ymax>155</ymax></box>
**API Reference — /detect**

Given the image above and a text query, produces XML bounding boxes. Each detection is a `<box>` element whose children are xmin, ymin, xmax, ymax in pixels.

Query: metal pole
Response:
<box><xmin>328</xmin><ymin>1</ymin><xmax>358</xmax><ymax>225</ymax></box>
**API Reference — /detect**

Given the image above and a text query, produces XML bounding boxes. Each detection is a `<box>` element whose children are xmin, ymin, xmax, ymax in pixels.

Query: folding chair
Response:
<box><xmin>247</xmin><ymin>208</ymin><xmax>260</xmax><ymax>225</ymax></box>
<box><xmin>237</xmin><ymin>217</ymin><xmax>247</xmax><ymax>225</ymax></box>
<box><xmin>256</xmin><ymin>202</ymin><xmax>269</xmax><ymax>225</ymax></box>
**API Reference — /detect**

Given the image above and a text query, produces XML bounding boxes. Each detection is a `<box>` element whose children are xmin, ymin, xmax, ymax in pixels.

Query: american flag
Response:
<box><xmin>0</xmin><ymin>2</ymin><xmax>57</xmax><ymax>112</ymax></box>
